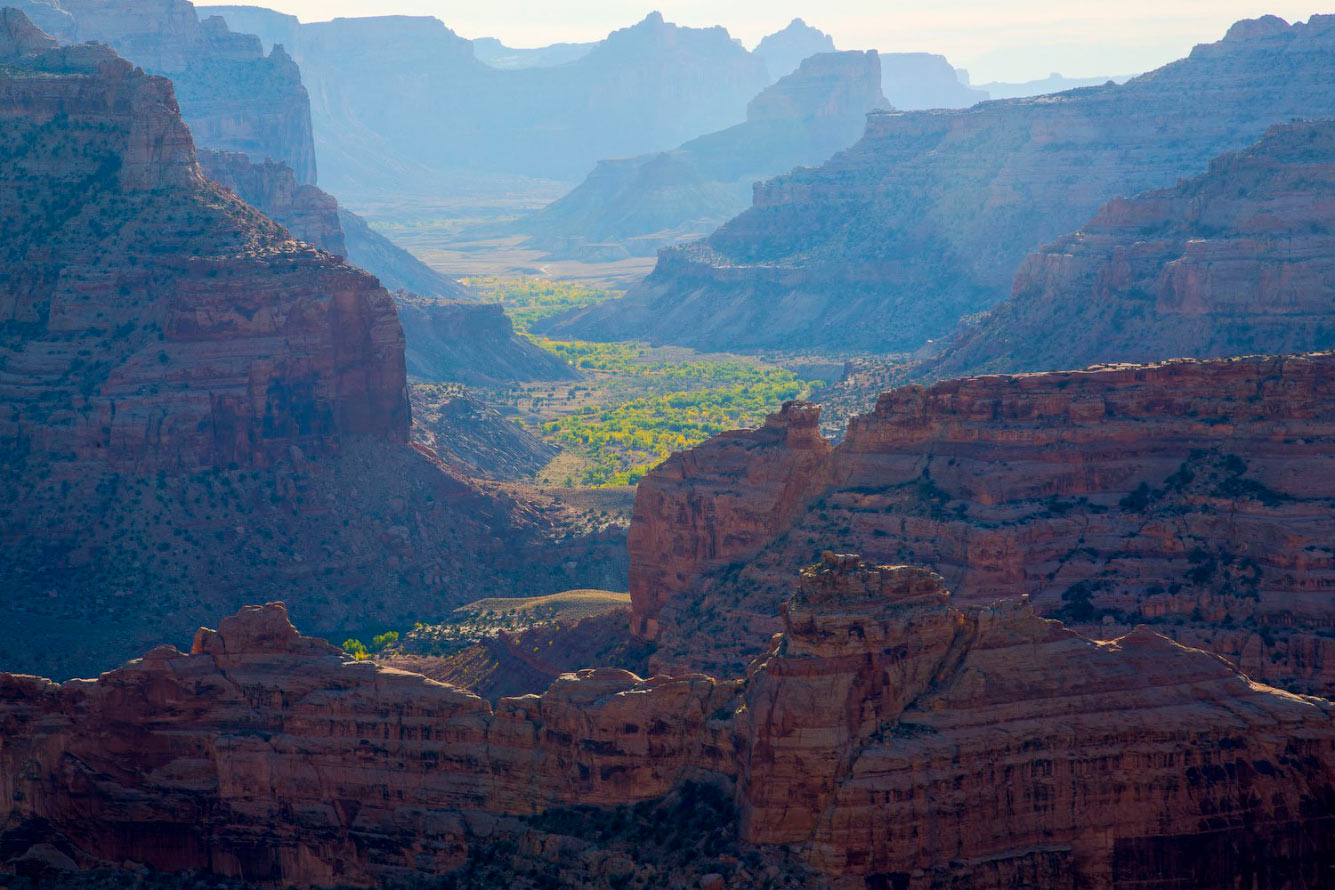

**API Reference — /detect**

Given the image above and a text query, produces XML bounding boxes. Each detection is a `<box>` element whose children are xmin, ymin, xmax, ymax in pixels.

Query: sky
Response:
<box><xmin>236</xmin><ymin>1</ymin><xmax>1333</xmax><ymax>82</ymax></box>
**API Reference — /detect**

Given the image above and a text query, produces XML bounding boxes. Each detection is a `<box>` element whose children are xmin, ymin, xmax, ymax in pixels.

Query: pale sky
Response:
<box><xmin>238</xmin><ymin>1</ymin><xmax>1334</xmax><ymax>82</ymax></box>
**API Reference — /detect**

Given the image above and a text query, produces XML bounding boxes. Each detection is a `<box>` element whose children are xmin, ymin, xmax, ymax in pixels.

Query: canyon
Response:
<box><xmin>546</xmin><ymin>14</ymin><xmax>1335</xmax><ymax>352</ymax></box>
<box><xmin>0</xmin><ymin>13</ymin><xmax>621</xmax><ymax>679</ymax></box>
<box><xmin>515</xmin><ymin>51</ymin><xmax>887</xmax><ymax>261</ymax></box>
<box><xmin>630</xmin><ymin>353</ymin><xmax>1335</xmax><ymax>697</ymax></box>
<box><xmin>919</xmin><ymin>119</ymin><xmax>1335</xmax><ymax>379</ymax></box>
<box><xmin>1</xmin><ymin>560</ymin><xmax>1331</xmax><ymax>888</ymax></box>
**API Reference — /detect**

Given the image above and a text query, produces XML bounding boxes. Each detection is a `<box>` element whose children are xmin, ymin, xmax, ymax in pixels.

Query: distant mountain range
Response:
<box><xmin>511</xmin><ymin>50</ymin><xmax>888</xmax><ymax>261</ymax></box>
<box><xmin>542</xmin><ymin>15</ymin><xmax>1335</xmax><ymax>353</ymax></box>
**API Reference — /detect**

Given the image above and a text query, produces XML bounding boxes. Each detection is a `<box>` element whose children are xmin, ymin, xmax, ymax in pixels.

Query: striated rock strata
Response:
<box><xmin>0</xmin><ymin>20</ymin><xmax>623</xmax><ymax>679</ymax></box>
<box><xmin>552</xmin><ymin>14</ymin><xmax>1335</xmax><ymax>352</ymax></box>
<box><xmin>631</xmin><ymin>354</ymin><xmax>1335</xmax><ymax>696</ymax></box>
<box><xmin>921</xmin><ymin>120</ymin><xmax>1335</xmax><ymax>379</ymax></box>
<box><xmin>1</xmin><ymin>562</ymin><xmax>1332</xmax><ymax>888</ymax></box>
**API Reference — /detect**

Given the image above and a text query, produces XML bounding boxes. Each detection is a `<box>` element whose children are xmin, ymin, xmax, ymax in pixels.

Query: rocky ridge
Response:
<box><xmin>395</xmin><ymin>297</ymin><xmax>577</xmax><ymax>386</ymax></box>
<box><xmin>517</xmin><ymin>50</ymin><xmax>887</xmax><ymax>260</ymax></box>
<box><xmin>1</xmin><ymin>563</ymin><xmax>1331</xmax><ymax>888</ymax></box>
<box><xmin>549</xmin><ymin>14</ymin><xmax>1335</xmax><ymax>352</ymax></box>
<box><xmin>197</xmin><ymin>147</ymin><xmax>470</xmax><ymax>300</ymax></box>
<box><xmin>631</xmin><ymin>354</ymin><xmax>1335</xmax><ymax>696</ymax></box>
<box><xmin>13</xmin><ymin>0</ymin><xmax>317</xmax><ymax>182</ymax></box>
<box><xmin>203</xmin><ymin>8</ymin><xmax>771</xmax><ymax>199</ymax></box>
<box><xmin>409</xmin><ymin>384</ymin><xmax>557</xmax><ymax>482</ymax></box>
<box><xmin>919</xmin><ymin>120</ymin><xmax>1335</xmax><ymax>379</ymax></box>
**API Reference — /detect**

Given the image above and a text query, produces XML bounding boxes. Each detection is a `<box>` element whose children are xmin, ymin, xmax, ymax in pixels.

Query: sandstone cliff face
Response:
<box><xmin>921</xmin><ymin>120</ymin><xmax>1335</xmax><ymax>379</ymax></box>
<box><xmin>2</xmin><ymin>567</ymin><xmax>1332</xmax><ymax>888</ymax></box>
<box><xmin>739</xmin><ymin>555</ymin><xmax>1335</xmax><ymax>885</ymax></box>
<box><xmin>13</xmin><ymin>0</ymin><xmax>317</xmax><ymax>182</ymax></box>
<box><xmin>554</xmin><ymin>14</ymin><xmax>1335</xmax><ymax>352</ymax></box>
<box><xmin>519</xmin><ymin>50</ymin><xmax>888</xmax><ymax>261</ymax></box>
<box><xmin>633</xmin><ymin>354</ymin><xmax>1335</xmax><ymax>696</ymax></box>
<box><xmin>0</xmin><ymin>22</ymin><xmax>625</xmax><ymax>679</ymax></box>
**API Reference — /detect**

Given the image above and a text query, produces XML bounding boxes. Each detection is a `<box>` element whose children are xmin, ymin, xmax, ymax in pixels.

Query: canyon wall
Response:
<box><xmin>1</xmin><ymin>564</ymin><xmax>1331</xmax><ymax>888</ymax></box>
<box><xmin>922</xmin><ymin>120</ymin><xmax>1335</xmax><ymax>379</ymax></box>
<box><xmin>14</xmin><ymin>0</ymin><xmax>317</xmax><ymax>182</ymax></box>
<box><xmin>631</xmin><ymin>354</ymin><xmax>1335</xmax><ymax>695</ymax></box>
<box><xmin>197</xmin><ymin>148</ymin><xmax>469</xmax><ymax>300</ymax></box>
<box><xmin>551</xmin><ymin>14</ymin><xmax>1335</xmax><ymax>352</ymax></box>
<box><xmin>0</xmin><ymin>16</ymin><xmax>623</xmax><ymax>679</ymax></box>
<box><xmin>518</xmin><ymin>50</ymin><xmax>887</xmax><ymax>261</ymax></box>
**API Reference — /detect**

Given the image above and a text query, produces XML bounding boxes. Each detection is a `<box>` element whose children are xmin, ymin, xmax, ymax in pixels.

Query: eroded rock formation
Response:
<box><xmin>2</xmin><ymin>562</ymin><xmax>1331</xmax><ymax>888</ymax></box>
<box><xmin>197</xmin><ymin>148</ymin><xmax>469</xmax><ymax>300</ymax></box>
<box><xmin>552</xmin><ymin>14</ymin><xmax>1335</xmax><ymax>352</ymax></box>
<box><xmin>632</xmin><ymin>354</ymin><xmax>1335</xmax><ymax>696</ymax></box>
<box><xmin>395</xmin><ymin>297</ymin><xmax>577</xmax><ymax>386</ymax></box>
<box><xmin>0</xmin><ymin>18</ymin><xmax>624</xmax><ymax>679</ymax></box>
<box><xmin>921</xmin><ymin>120</ymin><xmax>1335</xmax><ymax>379</ymax></box>
<box><xmin>13</xmin><ymin>0</ymin><xmax>317</xmax><ymax>182</ymax></box>
<box><xmin>517</xmin><ymin>50</ymin><xmax>888</xmax><ymax>260</ymax></box>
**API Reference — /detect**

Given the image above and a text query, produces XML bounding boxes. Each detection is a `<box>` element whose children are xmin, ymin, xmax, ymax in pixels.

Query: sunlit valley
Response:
<box><xmin>0</xmin><ymin>1</ymin><xmax>1334</xmax><ymax>887</ymax></box>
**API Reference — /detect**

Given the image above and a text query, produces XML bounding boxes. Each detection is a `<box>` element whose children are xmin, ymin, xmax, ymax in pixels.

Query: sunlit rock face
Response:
<box><xmin>1</xmin><ymin>567</ymin><xmax>1332</xmax><ymax>888</ymax></box>
<box><xmin>631</xmin><ymin>354</ymin><xmax>1335</xmax><ymax>697</ymax></box>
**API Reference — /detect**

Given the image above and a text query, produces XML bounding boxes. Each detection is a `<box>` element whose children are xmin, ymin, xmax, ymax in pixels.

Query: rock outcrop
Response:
<box><xmin>920</xmin><ymin>120</ymin><xmax>1335</xmax><ymax>379</ymax></box>
<box><xmin>197</xmin><ymin>147</ymin><xmax>469</xmax><ymax>300</ymax></box>
<box><xmin>518</xmin><ymin>51</ymin><xmax>888</xmax><ymax>260</ymax></box>
<box><xmin>553</xmin><ymin>14</ymin><xmax>1335</xmax><ymax>353</ymax></box>
<box><xmin>2</xmin><ymin>567</ymin><xmax>1332</xmax><ymax>888</ymax></box>
<box><xmin>877</xmin><ymin>52</ymin><xmax>987</xmax><ymax>110</ymax></box>
<box><xmin>199</xmin><ymin>148</ymin><xmax>346</xmax><ymax>257</ymax></box>
<box><xmin>14</xmin><ymin>0</ymin><xmax>317</xmax><ymax>182</ymax></box>
<box><xmin>751</xmin><ymin>18</ymin><xmax>834</xmax><ymax>80</ymax></box>
<box><xmin>0</xmin><ymin>19</ymin><xmax>624</xmax><ymax>679</ymax></box>
<box><xmin>410</xmin><ymin>384</ymin><xmax>557</xmax><ymax>481</ymax></box>
<box><xmin>395</xmin><ymin>297</ymin><xmax>577</xmax><ymax>386</ymax></box>
<box><xmin>631</xmin><ymin>354</ymin><xmax>1335</xmax><ymax>696</ymax></box>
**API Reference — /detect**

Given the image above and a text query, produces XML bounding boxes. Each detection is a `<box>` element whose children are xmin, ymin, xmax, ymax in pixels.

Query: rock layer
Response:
<box><xmin>632</xmin><ymin>354</ymin><xmax>1335</xmax><ymax>696</ymax></box>
<box><xmin>921</xmin><ymin>120</ymin><xmax>1335</xmax><ymax>379</ymax></box>
<box><xmin>2</xmin><ymin>565</ymin><xmax>1332</xmax><ymax>888</ymax></box>
<box><xmin>555</xmin><ymin>14</ymin><xmax>1335</xmax><ymax>352</ymax></box>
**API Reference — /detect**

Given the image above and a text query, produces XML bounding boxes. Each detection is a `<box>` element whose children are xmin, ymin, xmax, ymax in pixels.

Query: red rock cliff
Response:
<box><xmin>0</xmin><ymin>19</ymin><xmax>622</xmax><ymax>681</ymax></box>
<box><xmin>633</xmin><ymin>354</ymin><xmax>1335</xmax><ymax>695</ymax></box>
<box><xmin>1</xmin><ymin>566</ymin><xmax>1331</xmax><ymax>888</ymax></box>
<box><xmin>0</xmin><ymin>32</ymin><xmax>405</xmax><ymax>469</ymax></box>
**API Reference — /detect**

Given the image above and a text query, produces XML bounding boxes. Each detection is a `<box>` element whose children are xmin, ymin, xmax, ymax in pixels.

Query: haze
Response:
<box><xmin>245</xmin><ymin>0</ymin><xmax>1333</xmax><ymax>81</ymax></box>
